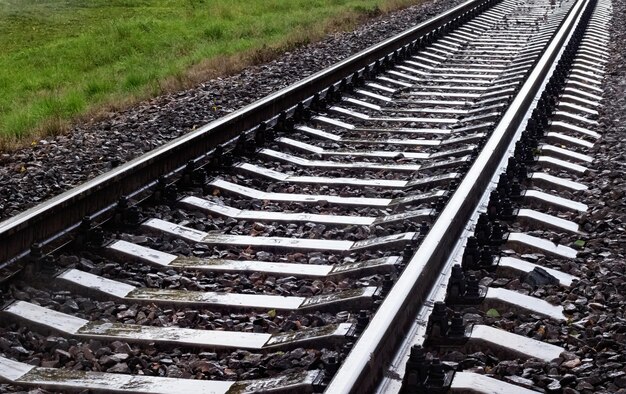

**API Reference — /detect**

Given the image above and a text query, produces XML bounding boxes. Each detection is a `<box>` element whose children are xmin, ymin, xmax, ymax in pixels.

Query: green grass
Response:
<box><xmin>0</xmin><ymin>0</ymin><xmax>421</xmax><ymax>143</ymax></box>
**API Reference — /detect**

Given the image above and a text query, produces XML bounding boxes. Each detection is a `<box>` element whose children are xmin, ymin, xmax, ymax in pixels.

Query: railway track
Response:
<box><xmin>0</xmin><ymin>0</ymin><xmax>614</xmax><ymax>392</ymax></box>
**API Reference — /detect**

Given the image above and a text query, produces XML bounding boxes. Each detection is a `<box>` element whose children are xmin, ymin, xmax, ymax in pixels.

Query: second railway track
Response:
<box><xmin>0</xmin><ymin>0</ymin><xmax>615</xmax><ymax>392</ymax></box>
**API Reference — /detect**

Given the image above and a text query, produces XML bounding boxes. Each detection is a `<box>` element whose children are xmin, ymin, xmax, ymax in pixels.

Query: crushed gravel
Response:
<box><xmin>1</xmin><ymin>0</ymin><xmax>625</xmax><ymax>392</ymax></box>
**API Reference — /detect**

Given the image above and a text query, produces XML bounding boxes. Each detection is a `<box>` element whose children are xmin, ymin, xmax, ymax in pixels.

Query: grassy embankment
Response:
<box><xmin>0</xmin><ymin>0</ymin><xmax>422</xmax><ymax>146</ymax></box>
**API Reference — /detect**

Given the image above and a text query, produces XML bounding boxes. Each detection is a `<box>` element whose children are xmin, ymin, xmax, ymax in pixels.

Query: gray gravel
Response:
<box><xmin>0</xmin><ymin>0</ymin><xmax>464</xmax><ymax>222</ymax></box>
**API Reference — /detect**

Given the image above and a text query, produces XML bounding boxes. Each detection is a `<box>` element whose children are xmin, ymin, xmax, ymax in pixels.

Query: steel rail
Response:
<box><xmin>377</xmin><ymin>0</ymin><xmax>600</xmax><ymax>388</ymax></box>
<box><xmin>0</xmin><ymin>0</ymin><xmax>499</xmax><ymax>266</ymax></box>
<box><xmin>325</xmin><ymin>0</ymin><xmax>591</xmax><ymax>391</ymax></box>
